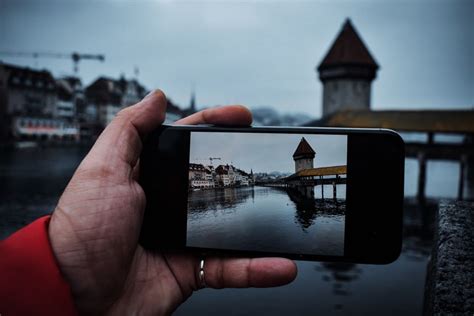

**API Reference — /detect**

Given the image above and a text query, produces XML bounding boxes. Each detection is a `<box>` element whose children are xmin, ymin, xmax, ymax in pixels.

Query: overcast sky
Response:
<box><xmin>190</xmin><ymin>132</ymin><xmax>347</xmax><ymax>173</ymax></box>
<box><xmin>1</xmin><ymin>0</ymin><xmax>472</xmax><ymax>118</ymax></box>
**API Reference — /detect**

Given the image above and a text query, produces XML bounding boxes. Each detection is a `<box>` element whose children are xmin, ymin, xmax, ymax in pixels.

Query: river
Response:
<box><xmin>0</xmin><ymin>146</ymin><xmax>443</xmax><ymax>315</ymax></box>
<box><xmin>187</xmin><ymin>186</ymin><xmax>345</xmax><ymax>256</ymax></box>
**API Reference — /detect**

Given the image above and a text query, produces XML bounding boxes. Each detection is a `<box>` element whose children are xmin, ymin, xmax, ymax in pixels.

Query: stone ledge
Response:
<box><xmin>424</xmin><ymin>200</ymin><xmax>474</xmax><ymax>315</ymax></box>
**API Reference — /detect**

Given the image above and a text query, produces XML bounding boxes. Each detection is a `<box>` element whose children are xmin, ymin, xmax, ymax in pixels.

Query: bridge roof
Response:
<box><xmin>305</xmin><ymin>109</ymin><xmax>474</xmax><ymax>134</ymax></box>
<box><xmin>289</xmin><ymin>165</ymin><xmax>347</xmax><ymax>179</ymax></box>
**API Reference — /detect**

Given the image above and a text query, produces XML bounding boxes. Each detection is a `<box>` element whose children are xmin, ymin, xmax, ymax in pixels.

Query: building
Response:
<box><xmin>235</xmin><ymin>168</ymin><xmax>254</xmax><ymax>185</ymax></box>
<box><xmin>55</xmin><ymin>78</ymin><xmax>76</xmax><ymax>119</ymax></box>
<box><xmin>317</xmin><ymin>19</ymin><xmax>379</xmax><ymax>118</ymax></box>
<box><xmin>59</xmin><ymin>76</ymin><xmax>87</xmax><ymax>121</ymax></box>
<box><xmin>0</xmin><ymin>62</ymin><xmax>79</xmax><ymax>141</ymax></box>
<box><xmin>189</xmin><ymin>163</ymin><xmax>214</xmax><ymax>189</ymax></box>
<box><xmin>85</xmin><ymin>76</ymin><xmax>146</xmax><ymax>128</ymax></box>
<box><xmin>215</xmin><ymin>164</ymin><xmax>232</xmax><ymax>187</ymax></box>
<box><xmin>293</xmin><ymin>137</ymin><xmax>316</xmax><ymax>173</ymax></box>
<box><xmin>11</xmin><ymin>116</ymin><xmax>79</xmax><ymax>141</ymax></box>
<box><xmin>0</xmin><ymin>62</ymin><xmax>197</xmax><ymax>142</ymax></box>
<box><xmin>213</xmin><ymin>164</ymin><xmax>254</xmax><ymax>187</ymax></box>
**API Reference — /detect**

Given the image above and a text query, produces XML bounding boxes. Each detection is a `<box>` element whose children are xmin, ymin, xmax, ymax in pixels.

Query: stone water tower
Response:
<box><xmin>293</xmin><ymin>137</ymin><xmax>316</xmax><ymax>173</ymax></box>
<box><xmin>317</xmin><ymin>19</ymin><xmax>379</xmax><ymax>118</ymax></box>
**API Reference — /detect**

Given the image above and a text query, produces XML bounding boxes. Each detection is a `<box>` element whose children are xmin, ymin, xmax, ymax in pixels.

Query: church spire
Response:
<box><xmin>189</xmin><ymin>89</ymin><xmax>196</xmax><ymax>113</ymax></box>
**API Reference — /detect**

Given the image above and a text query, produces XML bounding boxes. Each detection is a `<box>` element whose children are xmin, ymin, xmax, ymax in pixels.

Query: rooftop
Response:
<box><xmin>318</xmin><ymin>19</ymin><xmax>379</xmax><ymax>70</ymax></box>
<box><xmin>288</xmin><ymin>165</ymin><xmax>348</xmax><ymax>179</ymax></box>
<box><xmin>293</xmin><ymin>137</ymin><xmax>316</xmax><ymax>158</ymax></box>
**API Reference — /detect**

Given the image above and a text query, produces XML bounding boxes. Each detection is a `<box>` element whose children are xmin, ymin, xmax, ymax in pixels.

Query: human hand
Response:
<box><xmin>48</xmin><ymin>90</ymin><xmax>297</xmax><ymax>315</ymax></box>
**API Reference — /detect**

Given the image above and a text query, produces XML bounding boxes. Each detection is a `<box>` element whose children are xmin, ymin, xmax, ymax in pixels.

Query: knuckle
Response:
<box><xmin>116</xmin><ymin>106</ymin><xmax>133</xmax><ymax>119</ymax></box>
<box><xmin>76</xmin><ymin>162</ymin><xmax>118</xmax><ymax>181</ymax></box>
<box><xmin>215</xmin><ymin>258</ymin><xmax>226</xmax><ymax>289</ymax></box>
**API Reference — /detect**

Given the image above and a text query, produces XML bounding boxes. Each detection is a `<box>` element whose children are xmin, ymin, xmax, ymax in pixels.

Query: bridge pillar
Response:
<box><xmin>417</xmin><ymin>152</ymin><xmax>426</xmax><ymax>203</ymax></box>
<box><xmin>465</xmin><ymin>135</ymin><xmax>474</xmax><ymax>200</ymax></box>
<box><xmin>319</xmin><ymin>176</ymin><xmax>325</xmax><ymax>200</ymax></box>
<box><xmin>467</xmin><ymin>156</ymin><xmax>474</xmax><ymax>200</ymax></box>
<box><xmin>306</xmin><ymin>186</ymin><xmax>314</xmax><ymax>198</ymax></box>
<box><xmin>458</xmin><ymin>155</ymin><xmax>466</xmax><ymax>200</ymax></box>
<box><xmin>333</xmin><ymin>181</ymin><xmax>337</xmax><ymax>200</ymax></box>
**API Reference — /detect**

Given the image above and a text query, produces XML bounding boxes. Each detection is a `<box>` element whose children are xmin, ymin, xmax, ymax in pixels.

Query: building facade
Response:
<box><xmin>190</xmin><ymin>163</ymin><xmax>254</xmax><ymax>189</ymax></box>
<box><xmin>0</xmin><ymin>62</ymin><xmax>80</xmax><ymax>141</ymax></box>
<box><xmin>85</xmin><ymin>76</ymin><xmax>147</xmax><ymax>128</ymax></box>
<box><xmin>0</xmin><ymin>62</ymin><xmax>197</xmax><ymax>142</ymax></box>
<box><xmin>189</xmin><ymin>163</ymin><xmax>215</xmax><ymax>188</ymax></box>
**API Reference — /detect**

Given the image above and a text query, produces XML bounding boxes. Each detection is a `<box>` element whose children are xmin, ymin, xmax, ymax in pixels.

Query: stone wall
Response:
<box><xmin>424</xmin><ymin>200</ymin><xmax>474</xmax><ymax>315</ymax></box>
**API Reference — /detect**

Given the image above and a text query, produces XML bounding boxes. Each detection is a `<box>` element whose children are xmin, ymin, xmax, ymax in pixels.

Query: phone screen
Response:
<box><xmin>187</xmin><ymin>132</ymin><xmax>348</xmax><ymax>256</ymax></box>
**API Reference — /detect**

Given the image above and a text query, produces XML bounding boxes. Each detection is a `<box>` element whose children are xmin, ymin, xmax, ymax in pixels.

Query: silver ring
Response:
<box><xmin>198</xmin><ymin>258</ymin><xmax>206</xmax><ymax>289</ymax></box>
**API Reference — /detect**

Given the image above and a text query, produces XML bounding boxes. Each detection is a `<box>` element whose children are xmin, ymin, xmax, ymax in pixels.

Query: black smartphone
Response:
<box><xmin>139</xmin><ymin>125</ymin><xmax>404</xmax><ymax>264</ymax></box>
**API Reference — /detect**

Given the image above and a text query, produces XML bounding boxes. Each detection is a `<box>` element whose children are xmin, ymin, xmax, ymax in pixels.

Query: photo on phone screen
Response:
<box><xmin>186</xmin><ymin>132</ymin><xmax>348</xmax><ymax>257</ymax></box>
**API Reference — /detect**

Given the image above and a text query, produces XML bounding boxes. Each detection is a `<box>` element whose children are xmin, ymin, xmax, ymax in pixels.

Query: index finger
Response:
<box><xmin>174</xmin><ymin>105</ymin><xmax>253</xmax><ymax>126</ymax></box>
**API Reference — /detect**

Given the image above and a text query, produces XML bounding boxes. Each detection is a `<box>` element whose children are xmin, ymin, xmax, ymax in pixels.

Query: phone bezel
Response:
<box><xmin>139</xmin><ymin>125</ymin><xmax>405</xmax><ymax>264</ymax></box>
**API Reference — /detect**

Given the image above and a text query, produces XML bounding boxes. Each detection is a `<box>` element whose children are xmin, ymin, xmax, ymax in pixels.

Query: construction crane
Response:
<box><xmin>0</xmin><ymin>51</ymin><xmax>105</xmax><ymax>74</ymax></box>
<box><xmin>209</xmin><ymin>157</ymin><xmax>221</xmax><ymax>166</ymax></box>
<box><xmin>195</xmin><ymin>157</ymin><xmax>222</xmax><ymax>167</ymax></box>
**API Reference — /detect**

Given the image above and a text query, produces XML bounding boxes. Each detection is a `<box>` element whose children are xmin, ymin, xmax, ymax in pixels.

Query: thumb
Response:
<box><xmin>78</xmin><ymin>90</ymin><xmax>167</xmax><ymax>181</ymax></box>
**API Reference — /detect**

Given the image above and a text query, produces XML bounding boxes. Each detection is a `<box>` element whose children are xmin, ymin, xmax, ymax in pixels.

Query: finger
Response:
<box><xmin>174</xmin><ymin>105</ymin><xmax>252</xmax><ymax>126</ymax></box>
<box><xmin>77</xmin><ymin>90</ymin><xmax>167</xmax><ymax>180</ymax></box>
<box><xmin>203</xmin><ymin>257</ymin><xmax>297</xmax><ymax>288</ymax></box>
<box><xmin>116</xmin><ymin>89</ymin><xmax>167</xmax><ymax>137</ymax></box>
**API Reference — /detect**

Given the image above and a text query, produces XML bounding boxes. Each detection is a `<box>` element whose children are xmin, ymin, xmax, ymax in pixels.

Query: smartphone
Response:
<box><xmin>139</xmin><ymin>125</ymin><xmax>404</xmax><ymax>264</ymax></box>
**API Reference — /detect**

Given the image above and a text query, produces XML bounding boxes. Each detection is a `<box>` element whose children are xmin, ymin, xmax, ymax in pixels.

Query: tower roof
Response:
<box><xmin>318</xmin><ymin>19</ymin><xmax>379</xmax><ymax>70</ymax></box>
<box><xmin>293</xmin><ymin>137</ymin><xmax>316</xmax><ymax>159</ymax></box>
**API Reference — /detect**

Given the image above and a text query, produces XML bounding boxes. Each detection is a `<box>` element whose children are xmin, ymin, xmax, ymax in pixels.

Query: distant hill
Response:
<box><xmin>251</xmin><ymin>107</ymin><xmax>314</xmax><ymax>127</ymax></box>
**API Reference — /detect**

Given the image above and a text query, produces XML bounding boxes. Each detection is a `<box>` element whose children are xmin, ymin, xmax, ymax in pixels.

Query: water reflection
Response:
<box><xmin>188</xmin><ymin>185</ymin><xmax>346</xmax><ymax>233</ymax></box>
<box><xmin>285</xmin><ymin>188</ymin><xmax>345</xmax><ymax>231</ymax></box>
<box><xmin>188</xmin><ymin>187</ymin><xmax>255</xmax><ymax>214</ymax></box>
<box><xmin>402</xmin><ymin>199</ymin><xmax>436</xmax><ymax>261</ymax></box>
<box><xmin>306</xmin><ymin>199</ymin><xmax>437</xmax><ymax>313</ymax></box>
<box><xmin>187</xmin><ymin>186</ymin><xmax>345</xmax><ymax>255</ymax></box>
<box><xmin>314</xmin><ymin>262</ymin><xmax>362</xmax><ymax>310</ymax></box>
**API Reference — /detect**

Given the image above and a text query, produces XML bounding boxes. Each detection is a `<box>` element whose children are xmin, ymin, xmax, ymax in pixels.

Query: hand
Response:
<box><xmin>48</xmin><ymin>90</ymin><xmax>297</xmax><ymax>315</ymax></box>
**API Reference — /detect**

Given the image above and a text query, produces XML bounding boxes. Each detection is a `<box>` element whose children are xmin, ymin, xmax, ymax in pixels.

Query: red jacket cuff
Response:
<box><xmin>0</xmin><ymin>216</ymin><xmax>78</xmax><ymax>316</ymax></box>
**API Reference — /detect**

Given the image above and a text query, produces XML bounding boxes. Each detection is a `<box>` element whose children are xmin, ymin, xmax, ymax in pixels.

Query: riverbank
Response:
<box><xmin>189</xmin><ymin>184</ymin><xmax>255</xmax><ymax>191</ymax></box>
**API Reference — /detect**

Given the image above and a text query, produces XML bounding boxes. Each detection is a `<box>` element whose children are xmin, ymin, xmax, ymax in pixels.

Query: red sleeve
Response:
<box><xmin>0</xmin><ymin>216</ymin><xmax>78</xmax><ymax>316</ymax></box>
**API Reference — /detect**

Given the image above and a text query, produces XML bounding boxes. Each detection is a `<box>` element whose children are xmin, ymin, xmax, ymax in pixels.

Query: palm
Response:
<box><xmin>48</xmin><ymin>91</ymin><xmax>296</xmax><ymax>315</ymax></box>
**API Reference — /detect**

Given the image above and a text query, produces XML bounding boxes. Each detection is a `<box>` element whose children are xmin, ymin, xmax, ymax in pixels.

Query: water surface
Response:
<box><xmin>187</xmin><ymin>186</ymin><xmax>345</xmax><ymax>256</ymax></box>
<box><xmin>0</xmin><ymin>147</ymin><xmax>437</xmax><ymax>315</ymax></box>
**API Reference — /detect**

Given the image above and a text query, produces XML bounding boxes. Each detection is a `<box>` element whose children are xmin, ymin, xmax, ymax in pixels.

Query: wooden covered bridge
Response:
<box><xmin>308</xmin><ymin>109</ymin><xmax>474</xmax><ymax>201</ymax></box>
<box><xmin>264</xmin><ymin>137</ymin><xmax>347</xmax><ymax>200</ymax></box>
<box><xmin>284</xmin><ymin>165</ymin><xmax>347</xmax><ymax>199</ymax></box>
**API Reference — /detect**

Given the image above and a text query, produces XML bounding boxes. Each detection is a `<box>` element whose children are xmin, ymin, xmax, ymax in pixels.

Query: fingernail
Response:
<box><xmin>144</xmin><ymin>90</ymin><xmax>156</xmax><ymax>100</ymax></box>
